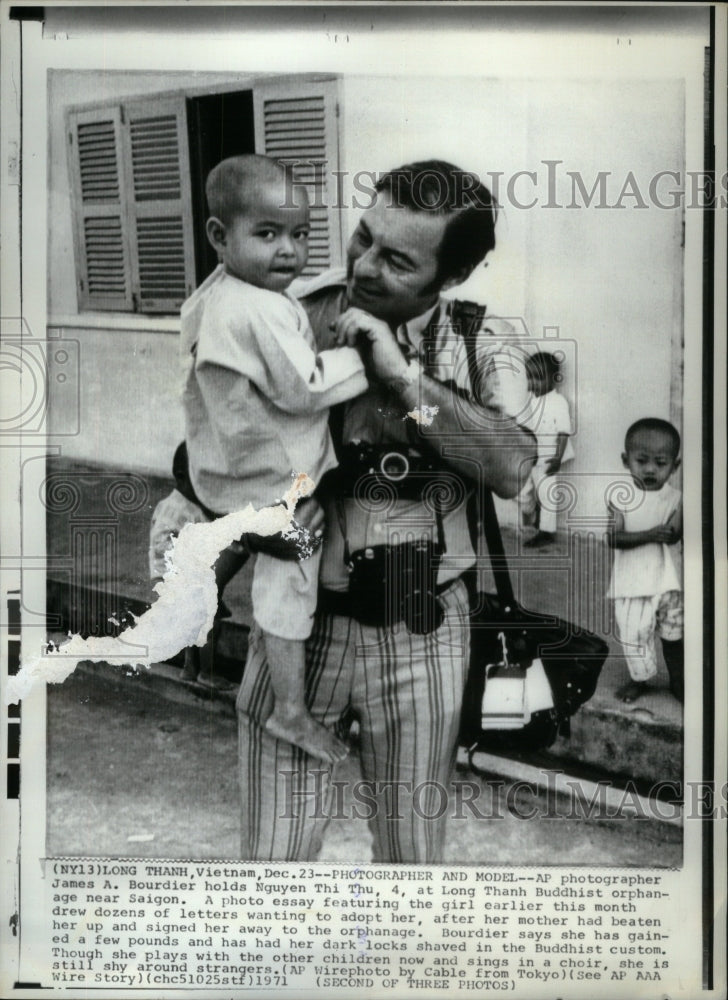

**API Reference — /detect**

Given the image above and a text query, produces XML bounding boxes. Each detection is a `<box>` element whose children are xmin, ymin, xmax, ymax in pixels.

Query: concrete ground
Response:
<box><xmin>46</xmin><ymin>665</ymin><xmax>682</xmax><ymax>867</ymax></box>
<box><xmin>46</xmin><ymin>457</ymin><xmax>684</xmax><ymax>792</ymax></box>
<box><xmin>45</xmin><ymin>455</ymin><xmax>684</xmax><ymax>870</ymax></box>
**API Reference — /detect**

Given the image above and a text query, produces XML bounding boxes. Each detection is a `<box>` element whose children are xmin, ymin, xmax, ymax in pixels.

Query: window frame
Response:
<box><xmin>64</xmin><ymin>75</ymin><xmax>344</xmax><ymax>319</ymax></box>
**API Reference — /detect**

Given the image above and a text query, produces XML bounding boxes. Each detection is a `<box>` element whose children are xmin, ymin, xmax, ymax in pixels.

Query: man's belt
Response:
<box><xmin>317</xmin><ymin>577</ymin><xmax>459</xmax><ymax>621</ymax></box>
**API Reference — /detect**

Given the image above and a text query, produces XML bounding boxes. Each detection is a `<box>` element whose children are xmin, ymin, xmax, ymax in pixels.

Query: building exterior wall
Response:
<box><xmin>48</xmin><ymin>71</ymin><xmax>684</xmax><ymax>518</ymax></box>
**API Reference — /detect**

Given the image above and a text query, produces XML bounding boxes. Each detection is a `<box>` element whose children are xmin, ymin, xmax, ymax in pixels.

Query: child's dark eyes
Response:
<box><xmin>255</xmin><ymin>228</ymin><xmax>308</xmax><ymax>242</ymax></box>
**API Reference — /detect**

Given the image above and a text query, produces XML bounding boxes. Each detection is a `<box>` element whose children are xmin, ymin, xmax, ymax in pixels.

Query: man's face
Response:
<box><xmin>346</xmin><ymin>198</ymin><xmax>449</xmax><ymax>325</ymax></box>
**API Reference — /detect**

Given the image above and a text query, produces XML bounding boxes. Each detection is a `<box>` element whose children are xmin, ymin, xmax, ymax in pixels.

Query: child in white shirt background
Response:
<box><xmin>607</xmin><ymin>418</ymin><xmax>683</xmax><ymax>704</ymax></box>
<box><xmin>518</xmin><ymin>351</ymin><xmax>574</xmax><ymax>548</ymax></box>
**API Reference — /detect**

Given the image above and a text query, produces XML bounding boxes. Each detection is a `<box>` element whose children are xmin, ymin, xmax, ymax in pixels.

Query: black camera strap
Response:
<box><xmin>451</xmin><ymin>299</ymin><xmax>517</xmax><ymax>609</ymax></box>
<box><xmin>333</xmin><ymin>303</ymin><xmax>451</xmax><ymax>564</ymax></box>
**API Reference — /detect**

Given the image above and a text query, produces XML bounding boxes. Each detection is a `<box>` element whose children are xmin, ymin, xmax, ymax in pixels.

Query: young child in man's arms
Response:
<box><xmin>182</xmin><ymin>155</ymin><xmax>368</xmax><ymax>761</ymax></box>
<box><xmin>607</xmin><ymin>418</ymin><xmax>683</xmax><ymax>703</ymax></box>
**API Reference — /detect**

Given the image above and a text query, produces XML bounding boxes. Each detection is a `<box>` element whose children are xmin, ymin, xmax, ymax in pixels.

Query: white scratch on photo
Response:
<box><xmin>5</xmin><ymin>475</ymin><xmax>315</xmax><ymax>703</ymax></box>
<box><xmin>407</xmin><ymin>405</ymin><xmax>439</xmax><ymax>427</ymax></box>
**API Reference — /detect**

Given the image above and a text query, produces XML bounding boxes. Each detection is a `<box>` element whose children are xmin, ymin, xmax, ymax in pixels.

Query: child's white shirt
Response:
<box><xmin>523</xmin><ymin>389</ymin><xmax>575</xmax><ymax>463</ymax></box>
<box><xmin>181</xmin><ymin>265</ymin><xmax>367</xmax><ymax>513</ymax></box>
<box><xmin>608</xmin><ymin>481</ymin><xmax>682</xmax><ymax>598</ymax></box>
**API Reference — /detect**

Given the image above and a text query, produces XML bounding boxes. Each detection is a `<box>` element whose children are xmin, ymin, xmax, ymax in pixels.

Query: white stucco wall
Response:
<box><xmin>522</xmin><ymin>79</ymin><xmax>683</xmax><ymax>518</ymax></box>
<box><xmin>48</xmin><ymin>71</ymin><xmax>685</xmax><ymax>518</ymax></box>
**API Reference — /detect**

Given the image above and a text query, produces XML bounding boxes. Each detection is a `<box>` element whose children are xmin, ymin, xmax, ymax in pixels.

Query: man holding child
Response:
<box><xmin>233</xmin><ymin>159</ymin><xmax>536</xmax><ymax>863</ymax></box>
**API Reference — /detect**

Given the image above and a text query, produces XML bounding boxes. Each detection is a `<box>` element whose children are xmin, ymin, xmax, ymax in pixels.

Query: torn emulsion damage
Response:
<box><xmin>5</xmin><ymin>474</ymin><xmax>315</xmax><ymax>704</ymax></box>
<box><xmin>406</xmin><ymin>405</ymin><xmax>440</xmax><ymax>427</ymax></box>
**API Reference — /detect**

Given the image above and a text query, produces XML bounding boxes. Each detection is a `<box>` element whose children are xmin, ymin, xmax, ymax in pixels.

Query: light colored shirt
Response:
<box><xmin>294</xmin><ymin>269</ymin><xmax>532</xmax><ymax>591</ymax></box>
<box><xmin>523</xmin><ymin>389</ymin><xmax>575</xmax><ymax>463</ymax></box>
<box><xmin>182</xmin><ymin>266</ymin><xmax>367</xmax><ymax>513</ymax></box>
<box><xmin>608</xmin><ymin>481</ymin><xmax>682</xmax><ymax>598</ymax></box>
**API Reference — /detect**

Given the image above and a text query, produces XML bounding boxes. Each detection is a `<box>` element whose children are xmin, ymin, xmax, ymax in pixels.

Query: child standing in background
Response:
<box><xmin>607</xmin><ymin>418</ymin><xmax>683</xmax><ymax>704</ymax></box>
<box><xmin>519</xmin><ymin>351</ymin><xmax>574</xmax><ymax>548</ymax></box>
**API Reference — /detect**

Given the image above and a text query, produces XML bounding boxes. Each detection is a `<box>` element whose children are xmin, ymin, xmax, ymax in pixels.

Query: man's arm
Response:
<box><xmin>337</xmin><ymin>307</ymin><xmax>536</xmax><ymax>498</ymax></box>
<box><xmin>199</xmin><ymin>292</ymin><xmax>367</xmax><ymax>416</ymax></box>
<box><xmin>392</xmin><ymin>369</ymin><xmax>535</xmax><ymax>498</ymax></box>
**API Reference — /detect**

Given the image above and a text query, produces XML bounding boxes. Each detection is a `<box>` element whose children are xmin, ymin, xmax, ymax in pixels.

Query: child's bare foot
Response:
<box><xmin>616</xmin><ymin>680</ymin><xmax>649</xmax><ymax>703</ymax></box>
<box><xmin>265</xmin><ymin>707</ymin><xmax>349</xmax><ymax>763</ymax></box>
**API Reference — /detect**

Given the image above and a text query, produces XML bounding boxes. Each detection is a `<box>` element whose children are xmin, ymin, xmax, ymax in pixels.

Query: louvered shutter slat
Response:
<box><xmin>129</xmin><ymin>112</ymin><xmax>182</xmax><ymax>203</ymax></box>
<box><xmin>255</xmin><ymin>84</ymin><xmax>342</xmax><ymax>277</ymax></box>
<box><xmin>123</xmin><ymin>99</ymin><xmax>195</xmax><ymax>312</ymax></box>
<box><xmin>68</xmin><ymin>107</ymin><xmax>133</xmax><ymax>311</ymax></box>
<box><xmin>136</xmin><ymin>216</ymin><xmax>187</xmax><ymax>301</ymax></box>
<box><xmin>77</xmin><ymin>119</ymin><xmax>120</xmax><ymax>203</ymax></box>
<box><xmin>264</xmin><ymin>98</ymin><xmax>325</xmax><ymax>112</ymax></box>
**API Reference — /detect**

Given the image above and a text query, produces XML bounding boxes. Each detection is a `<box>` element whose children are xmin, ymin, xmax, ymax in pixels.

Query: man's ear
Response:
<box><xmin>672</xmin><ymin>457</ymin><xmax>681</xmax><ymax>473</ymax></box>
<box><xmin>439</xmin><ymin>264</ymin><xmax>476</xmax><ymax>295</ymax></box>
<box><xmin>621</xmin><ymin>452</ymin><xmax>629</xmax><ymax>468</ymax></box>
<box><xmin>206</xmin><ymin>217</ymin><xmax>226</xmax><ymax>255</ymax></box>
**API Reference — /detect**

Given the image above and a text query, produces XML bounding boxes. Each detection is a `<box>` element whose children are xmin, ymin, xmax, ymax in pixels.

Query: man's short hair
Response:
<box><xmin>374</xmin><ymin>160</ymin><xmax>497</xmax><ymax>283</ymax></box>
<box><xmin>624</xmin><ymin>417</ymin><xmax>681</xmax><ymax>457</ymax></box>
<box><xmin>205</xmin><ymin>155</ymin><xmax>288</xmax><ymax>224</ymax></box>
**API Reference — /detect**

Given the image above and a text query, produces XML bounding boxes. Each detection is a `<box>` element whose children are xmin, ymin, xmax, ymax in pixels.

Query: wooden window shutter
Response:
<box><xmin>120</xmin><ymin>96</ymin><xmax>196</xmax><ymax>313</ymax></box>
<box><xmin>67</xmin><ymin>106</ymin><xmax>133</xmax><ymax>311</ymax></box>
<box><xmin>253</xmin><ymin>79</ymin><xmax>343</xmax><ymax>276</ymax></box>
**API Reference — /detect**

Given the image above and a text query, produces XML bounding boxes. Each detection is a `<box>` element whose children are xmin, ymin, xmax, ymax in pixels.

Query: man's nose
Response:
<box><xmin>352</xmin><ymin>246</ymin><xmax>380</xmax><ymax>280</ymax></box>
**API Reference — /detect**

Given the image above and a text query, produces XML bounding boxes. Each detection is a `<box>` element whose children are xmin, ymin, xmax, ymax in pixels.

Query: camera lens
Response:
<box><xmin>380</xmin><ymin>451</ymin><xmax>409</xmax><ymax>482</ymax></box>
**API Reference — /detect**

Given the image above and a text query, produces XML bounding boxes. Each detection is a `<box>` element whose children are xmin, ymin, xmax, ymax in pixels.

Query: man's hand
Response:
<box><xmin>245</xmin><ymin>496</ymin><xmax>325</xmax><ymax>560</ymax></box>
<box><xmin>333</xmin><ymin>308</ymin><xmax>536</xmax><ymax>499</ymax></box>
<box><xmin>335</xmin><ymin>307</ymin><xmax>409</xmax><ymax>382</ymax></box>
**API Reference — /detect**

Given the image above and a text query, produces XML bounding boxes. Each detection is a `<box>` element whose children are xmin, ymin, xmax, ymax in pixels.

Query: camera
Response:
<box><xmin>347</xmin><ymin>539</ymin><xmax>443</xmax><ymax>634</ymax></box>
<box><xmin>330</xmin><ymin>442</ymin><xmax>442</xmax><ymax>501</ymax></box>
